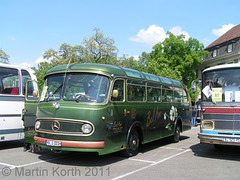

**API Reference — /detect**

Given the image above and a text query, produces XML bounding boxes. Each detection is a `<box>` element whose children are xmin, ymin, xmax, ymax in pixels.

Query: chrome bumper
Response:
<box><xmin>198</xmin><ymin>133</ymin><xmax>240</xmax><ymax>146</ymax></box>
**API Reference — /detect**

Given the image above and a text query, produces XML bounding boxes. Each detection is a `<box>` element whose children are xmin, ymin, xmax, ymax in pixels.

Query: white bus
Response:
<box><xmin>0</xmin><ymin>63</ymin><xmax>37</xmax><ymax>142</ymax></box>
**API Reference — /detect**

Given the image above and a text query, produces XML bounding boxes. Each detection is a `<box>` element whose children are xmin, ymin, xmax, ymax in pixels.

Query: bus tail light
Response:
<box><xmin>202</xmin><ymin>121</ymin><xmax>213</xmax><ymax>129</ymax></box>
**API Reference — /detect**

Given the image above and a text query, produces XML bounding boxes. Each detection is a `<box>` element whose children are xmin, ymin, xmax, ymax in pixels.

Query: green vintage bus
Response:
<box><xmin>25</xmin><ymin>63</ymin><xmax>191</xmax><ymax>156</ymax></box>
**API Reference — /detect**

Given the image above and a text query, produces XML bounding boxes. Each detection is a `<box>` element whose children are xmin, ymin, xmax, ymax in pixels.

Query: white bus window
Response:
<box><xmin>0</xmin><ymin>67</ymin><xmax>20</xmax><ymax>95</ymax></box>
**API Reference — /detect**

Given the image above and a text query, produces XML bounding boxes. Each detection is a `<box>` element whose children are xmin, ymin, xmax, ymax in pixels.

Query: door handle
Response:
<box><xmin>124</xmin><ymin>109</ymin><xmax>127</xmax><ymax>117</ymax></box>
<box><xmin>124</xmin><ymin>109</ymin><xmax>130</xmax><ymax>116</ymax></box>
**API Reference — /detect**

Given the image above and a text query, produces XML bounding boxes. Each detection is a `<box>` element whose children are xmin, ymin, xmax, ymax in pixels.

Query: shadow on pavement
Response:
<box><xmin>0</xmin><ymin>140</ymin><xmax>24</xmax><ymax>150</ymax></box>
<box><xmin>36</xmin><ymin>135</ymin><xmax>190</xmax><ymax>166</ymax></box>
<box><xmin>190</xmin><ymin>143</ymin><xmax>240</xmax><ymax>161</ymax></box>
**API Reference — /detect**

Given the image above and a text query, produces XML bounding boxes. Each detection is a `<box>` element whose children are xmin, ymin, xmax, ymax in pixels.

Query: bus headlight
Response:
<box><xmin>35</xmin><ymin>121</ymin><xmax>41</xmax><ymax>130</ymax></box>
<box><xmin>81</xmin><ymin>124</ymin><xmax>92</xmax><ymax>134</ymax></box>
<box><xmin>202</xmin><ymin>121</ymin><xmax>213</xmax><ymax>129</ymax></box>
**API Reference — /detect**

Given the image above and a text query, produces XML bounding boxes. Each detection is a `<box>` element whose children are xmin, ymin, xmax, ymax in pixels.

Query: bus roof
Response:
<box><xmin>0</xmin><ymin>63</ymin><xmax>33</xmax><ymax>71</ymax></box>
<box><xmin>45</xmin><ymin>63</ymin><xmax>184</xmax><ymax>87</ymax></box>
<box><xmin>0</xmin><ymin>63</ymin><xmax>35</xmax><ymax>74</ymax></box>
<box><xmin>203</xmin><ymin>63</ymin><xmax>240</xmax><ymax>73</ymax></box>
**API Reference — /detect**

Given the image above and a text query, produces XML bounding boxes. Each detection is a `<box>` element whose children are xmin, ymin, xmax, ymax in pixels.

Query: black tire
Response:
<box><xmin>170</xmin><ymin>124</ymin><xmax>180</xmax><ymax>143</ymax></box>
<box><xmin>121</xmin><ymin>129</ymin><xmax>139</xmax><ymax>157</ymax></box>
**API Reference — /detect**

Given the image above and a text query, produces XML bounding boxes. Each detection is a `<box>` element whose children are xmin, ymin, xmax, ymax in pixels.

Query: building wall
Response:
<box><xmin>197</xmin><ymin>37</ymin><xmax>240</xmax><ymax>80</ymax></box>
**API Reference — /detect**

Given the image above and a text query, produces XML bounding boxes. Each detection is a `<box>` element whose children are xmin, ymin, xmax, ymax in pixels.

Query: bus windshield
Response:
<box><xmin>41</xmin><ymin>73</ymin><xmax>110</xmax><ymax>103</ymax></box>
<box><xmin>202</xmin><ymin>68</ymin><xmax>240</xmax><ymax>102</ymax></box>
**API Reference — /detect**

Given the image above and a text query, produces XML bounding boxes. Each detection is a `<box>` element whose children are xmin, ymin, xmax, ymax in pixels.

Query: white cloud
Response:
<box><xmin>129</xmin><ymin>25</ymin><xmax>167</xmax><ymax>46</ymax></box>
<box><xmin>212</xmin><ymin>24</ymin><xmax>235</xmax><ymax>37</ymax></box>
<box><xmin>129</xmin><ymin>25</ymin><xmax>190</xmax><ymax>46</ymax></box>
<box><xmin>133</xmin><ymin>55</ymin><xmax>139</xmax><ymax>61</ymax></box>
<box><xmin>20</xmin><ymin>62</ymin><xmax>34</xmax><ymax>68</ymax></box>
<box><xmin>13</xmin><ymin>56</ymin><xmax>51</xmax><ymax>69</ymax></box>
<box><xmin>169</xmin><ymin>26</ymin><xmax>190</xmax><ymax>41</ymax></box>
<box><xmin>34</xmin><ymin>56</ymin><xmax>49</xmax><ymax>65</ymax></box>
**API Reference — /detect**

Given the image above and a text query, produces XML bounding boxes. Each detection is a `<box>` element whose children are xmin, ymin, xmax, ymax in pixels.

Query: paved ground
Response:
<box><xmin>1</xmin><ymin>126</ymin><xmax>240</xmax><ymax>180</ymax></box>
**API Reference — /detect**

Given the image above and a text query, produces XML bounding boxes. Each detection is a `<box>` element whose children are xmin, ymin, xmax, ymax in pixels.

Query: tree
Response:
<box><xmin>147</xmin><ymin>32</ymin><xmax>208</xmax><ymax>100</ymax></box>
<box><xmin>0</xmin><ymin>49</ymin><xmax>9</xmax><ymax>64</ymax></box>
<box><xmin>35</xmin><ymin>28</ymin><xmax>119</xmax><ymax>89</ymax></box>
<box><xmin>82</xmin><ymin>28</ymin><xmax>118</xmax><ymax>64</ymax></box>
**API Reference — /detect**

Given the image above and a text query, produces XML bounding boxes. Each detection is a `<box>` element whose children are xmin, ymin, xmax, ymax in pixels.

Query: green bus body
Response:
<box><xmin>31</xmin><ymin>63</ymin><xmax>191</xmax><ymax>156</ymax></box>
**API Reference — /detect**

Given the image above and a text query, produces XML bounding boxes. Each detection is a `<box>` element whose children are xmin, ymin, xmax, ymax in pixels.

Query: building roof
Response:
<box><xmin>205</xmin><ymin>24</ymin><xmax>240</xmax><ymax>50</ymax></box>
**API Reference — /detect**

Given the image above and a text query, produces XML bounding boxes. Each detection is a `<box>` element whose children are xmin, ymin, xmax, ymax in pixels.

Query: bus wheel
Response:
<box><xmin>121</xmin><ymin>129</ymin><xmax>139</xmax><ymax>157</ymax></box>
<box><xmin>170</xmin><ymin>124</ymin><xmax>180</xmax><ymax>143</ymax></box>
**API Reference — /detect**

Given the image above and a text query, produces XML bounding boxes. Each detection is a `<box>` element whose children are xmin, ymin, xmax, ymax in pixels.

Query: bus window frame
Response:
<box><xmin>127</xmin><ymin>78</ymin><xmax>146</xmax><ymax>103</ymax></box>
<box><xmin>110</xmin><ymin>78</ymin><xmax>126</xmax><ymax>103</ymax></box>
<box><xmin>162</xmin><ymin>84</ymin><xmax>174</xmax><ymax>103</ymax></box>
<box><xmin>147</xmin><ymin>82</ymin><xmax>162</xmax><ymax>103</ymax></box>
<box><xmin>0</xmin><ymin>67</ymin><xmax>21</xmax><ymax>95</ymax></box>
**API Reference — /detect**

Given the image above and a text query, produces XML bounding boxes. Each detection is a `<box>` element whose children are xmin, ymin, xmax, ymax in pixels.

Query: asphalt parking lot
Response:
<box><xmin>1</xmin><ymin>126</ymin><xmax>240</xmax><ymax>180</ymax></box>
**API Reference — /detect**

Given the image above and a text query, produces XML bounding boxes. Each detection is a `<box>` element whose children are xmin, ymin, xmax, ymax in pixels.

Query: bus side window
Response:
<box><xmin>174</xmin><ymin>87</ymin><xmax>182</xmax><ymax>103</ymax></box>
<box><xmin>162</xmin><ymin>86</ymin><xmax>173</xmax><ymax>102</ymax></box>
<box><xmin>182</xmin><ymin>89</ymin><xmax>188</xmax><ymax>103</ymax></box>
<box><xmin>147</xmin><ymin>86</ymin><xmax>161</xmax><ymax>102</ymax></box>
<box><xmin>21</xmin><ymin>70</ymin><xmax>31</xmax><ymax>95</ymax></box>
<box><xmin>111</xmin><ymin>80</ymin><xmax>124</xmax><ymax>102</ymax></box>
<box><xmin>127</xmin><ymin>84</ymin><xmax>145</xmax><ymax>102</ymax></box>
<box><xmin>0</xmin><ymin>67</ymin><xmax>20</xmax><ymax>95</ymax></box>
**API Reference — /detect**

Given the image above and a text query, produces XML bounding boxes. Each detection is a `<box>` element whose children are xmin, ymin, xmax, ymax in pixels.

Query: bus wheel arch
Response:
<box><xmin>120</xmin><ymin>122</ymin><xmax>143</xmax><ymax>157</ymax></box>
<box><xmin>170</xmin><ymin>117</ymin><xmax>182</xmax><ymax>143</ymax></box>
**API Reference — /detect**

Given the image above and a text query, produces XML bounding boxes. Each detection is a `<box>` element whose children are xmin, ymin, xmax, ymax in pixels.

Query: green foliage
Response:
<box><xmin>82</xmin><ymin>28</ymin><xmax>118</xmax><ymax>64</ymax></box>
<box><xmin>147</xmin><ymin>32</ymin><xmax>208</xmax><ymax>101</ymax></box>
<box><xmin>34</xmin><ymin>29</ymin><xmax>208</xmax><ymax>102</ymax></box>
<box><xmin>35</xmin><ymin>28</ymin><xmax>119</xmax><ymax>89</ymax></box>
<box><xmin>0</xmin><ymin>49</ymin><xmax>10</xmax><ymax>64</ymax></box>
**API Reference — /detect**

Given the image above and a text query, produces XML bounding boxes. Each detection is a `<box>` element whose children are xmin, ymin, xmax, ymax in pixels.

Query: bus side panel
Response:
<box><xmin>0</xmin><ymin>97</ymin><xmax>24</xmax><ymax>141</ymax></box>
<box><xmin>23</xmin><ymin>81</ymin><xmax>39</xmax><ymax>144</ymax></box>
<box><xmin>144</xmin><ymin>103</ymin><xmax>173</xmax><ymax>143</ymax></box>
<box><xmin>105</xmin><ymin>103</ymin><xmax>127</xmax><ymax>153</ymax></box>
<box><xmin>23</xmin><ymin>101</ymin><xmax>38</xmax><ymax>144</ymax></box>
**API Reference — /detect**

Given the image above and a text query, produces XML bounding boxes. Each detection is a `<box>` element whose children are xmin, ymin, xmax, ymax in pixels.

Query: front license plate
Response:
<box><xmin>45</xmin><ymin>140</ymin><xmax>62</xmax><ymax>147</ymax></box>
<box><xmin>223</xmin><ymin>138</ymin><xmax>240</xmax><ymax>143</ymax></box>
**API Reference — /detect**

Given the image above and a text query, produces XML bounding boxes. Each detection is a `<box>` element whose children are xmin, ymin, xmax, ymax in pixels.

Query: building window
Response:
<box><xmin>213</xmin><ymin>49</ymin><xmax>217</xmax><ymax>57</ymax></box>
<box><xmin>227</xmin><ymin>44</ymin><xmax>233</xmax><ymax>53</ymax></box>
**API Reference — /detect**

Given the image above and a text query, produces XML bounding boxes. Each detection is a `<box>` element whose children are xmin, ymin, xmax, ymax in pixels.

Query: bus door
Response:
<box><xmin>181</xmin><ymin>89</ymin><xmax>191</xmax><ymax>129</ymax></box>
<box><xmin>108</xmin><ymin>79</ymin><xmax>126</xmax><ymax>147</ymax></box>
<box><xmin>161</xmin><ymin>86</ymin><xmax>174</xmax><ymax>136</ymax></box>
<box><xmin>174</xmin><ymin>87</ymin><xmax>191</xmax><ymax>131</ymax></box>
<box><xmin>23</xmin><ymin>80</ymin><xmax>39</xmax><ymax>145</ymax></box>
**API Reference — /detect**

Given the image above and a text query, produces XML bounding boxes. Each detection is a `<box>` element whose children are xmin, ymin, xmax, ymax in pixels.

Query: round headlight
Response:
<box><xmin>81</xmin><ymin>124</ymin><xmax>92</xmax><ymax>134</ymax></box>
<box><xmin>202</xmin><ymin>120</ymin><xmax>213</xmax><ymax>129</ymax></box>
<box><xmin>35</xmin><ymin>121</ymin><xmax>41</xmax><ymax>130</ymax></box>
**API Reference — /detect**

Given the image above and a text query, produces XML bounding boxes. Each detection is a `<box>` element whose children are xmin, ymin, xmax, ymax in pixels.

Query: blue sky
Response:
<box><xmin>1</xmin><ymin>0</ymin><xmax>239</xmax><ymax>67</ymax></box>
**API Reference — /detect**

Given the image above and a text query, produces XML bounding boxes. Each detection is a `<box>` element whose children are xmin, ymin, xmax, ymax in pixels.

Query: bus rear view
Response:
<box><xmin>199</xmin><ymin>64</ymin><xmax>240</xmax><ymax>146</ymax></box>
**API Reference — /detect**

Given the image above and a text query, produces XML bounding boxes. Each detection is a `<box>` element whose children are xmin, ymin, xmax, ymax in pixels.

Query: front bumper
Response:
<box><xmin>34</xmin><ymin>136</ymin><xmax>105</xmax><ymax>149</ymax></box>
<box><xmin>198</xmin><ymin>133</ymin><xmax>240</xmax><ymax>146</ymax></box>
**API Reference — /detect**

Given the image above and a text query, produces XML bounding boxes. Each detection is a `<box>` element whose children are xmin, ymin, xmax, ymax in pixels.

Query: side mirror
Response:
<box><xmin>191</xmin><ymin>81</ymin><xmax>197</xmax><ymax>92</ymax></box>
<box><xmin>112</xmin><ymin>90</ymin><xmax>119</xmax><ymax>98</ymax></box>
<box><xmin>32</xmin><ymin>90</ymin><xmax>38</xmax><ymax>97</ymax></box>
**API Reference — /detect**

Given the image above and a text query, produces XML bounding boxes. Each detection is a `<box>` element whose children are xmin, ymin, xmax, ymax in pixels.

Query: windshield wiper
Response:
<box><xmin>45</xmin><ymin>84</ymin><xmax>63</xmax><ymax>101</ymax></box>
